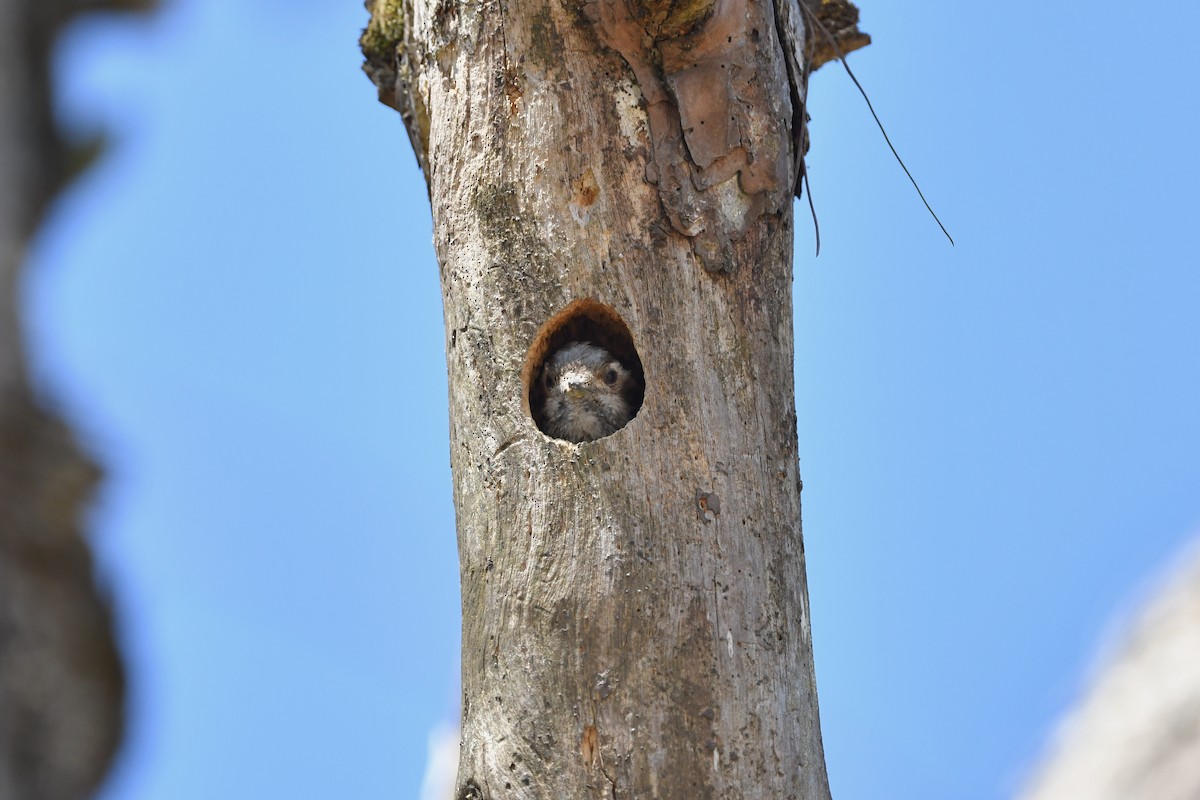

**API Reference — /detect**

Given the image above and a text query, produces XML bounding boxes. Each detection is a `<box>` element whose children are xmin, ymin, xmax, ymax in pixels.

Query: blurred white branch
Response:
<box><xmin>419</xmin><ymin>722</ymin><xmax>460</xmax><ymax>800</ymax></box>
<box><xmin>1020</xmin><ymin>538</ymin><xmax>1200</xmax><ymax>800</ymax></box>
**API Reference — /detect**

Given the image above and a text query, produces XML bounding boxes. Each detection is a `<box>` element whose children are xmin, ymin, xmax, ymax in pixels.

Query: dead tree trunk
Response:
<box><xmin>0</xmin><ymin>1</ymin><xmax>126</xmax><ymax>798</ymax></box>
<box><xmin>362</xmin><ymin>1</ymin><xmax>862</xmax><ymax>796</ymax></box>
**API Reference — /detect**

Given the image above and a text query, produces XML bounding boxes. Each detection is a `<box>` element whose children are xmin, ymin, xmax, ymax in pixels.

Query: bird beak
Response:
<box><xmin>560</xmin><ymin>369</ymin><xmax>593</xmax><ymax>400</ymax></box>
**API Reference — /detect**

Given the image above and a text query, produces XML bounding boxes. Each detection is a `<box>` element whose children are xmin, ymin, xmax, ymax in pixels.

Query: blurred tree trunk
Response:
<box><xmin>363</xmin><ymin>1</ymin><xmax>865</xmax><ymax>796</ymax></box>
<box><xmin>1019</xmin><ymin>541</ymin><xmax>1200</xmax><ymax>800</ymax></box>
<box><xmin>0</xmin><ymin>1</ymin><xmax>125</xmax><ymax>798</ymax></box>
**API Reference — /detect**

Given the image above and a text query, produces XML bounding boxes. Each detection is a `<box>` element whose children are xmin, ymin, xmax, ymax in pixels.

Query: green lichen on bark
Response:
<box><xmin>360</xmin><ymin>0</ymin><xmax>432</xmax><ymax>180</ymax></box>
<box><xmin>360</xmin><ymin>0</ymin><xmax>404</xmax><ymax>63</ymax></box>
<box><xmin>637</xmin><ymin>0</ymin><xmax>716</xmax><ymax>40</ymax></box>
<box><xmin>473</xmin><ymin>183</ymin><xmax>548</xmax><ymax>266</ymax></box>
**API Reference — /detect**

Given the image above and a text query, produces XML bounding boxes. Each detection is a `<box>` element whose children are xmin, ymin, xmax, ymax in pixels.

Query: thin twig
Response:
<box><xmin>802</xmin><ymin>165</ymin><xmax>821</xmax><ymax>256</ymax></box>
<box><xmin>800</xmin><ymin>4</ymin><xmax>955</xmax><ymax>246</ymax></box>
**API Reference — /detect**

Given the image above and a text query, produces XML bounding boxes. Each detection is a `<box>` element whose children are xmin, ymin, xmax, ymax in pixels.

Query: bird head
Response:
<box><xmin>539</xmin><ymin>342</ymin><xmax>637</xmax><ymax>442</ymax></box>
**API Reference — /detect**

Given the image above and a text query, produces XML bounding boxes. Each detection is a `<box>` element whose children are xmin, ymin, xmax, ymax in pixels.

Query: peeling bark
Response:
<box><xmin>362</xmin><ymin>0</ymin><xmax>856</xmax><ymax>796</ymax></box>
<box><xmin>584</xmin><ymin>0</ymin><xmax>797</xmax><ymax>273</ymax></box>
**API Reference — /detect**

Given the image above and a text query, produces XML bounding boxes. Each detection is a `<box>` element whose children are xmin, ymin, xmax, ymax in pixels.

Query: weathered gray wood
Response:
<box><xmin>0</xmin><ymin>1</ymin><xmax>125</xmax><ymax>797</ymax></box>
<box><xmin>364</xmin><ymin>0</ymin><xmax>831</xmax><ymax>796</ymax></box>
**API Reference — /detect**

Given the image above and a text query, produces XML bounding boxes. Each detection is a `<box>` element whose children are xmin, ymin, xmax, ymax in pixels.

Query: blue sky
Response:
<box><xmin>26</xmin><ymin>1</ymin><xmax>1200</xmax><ymax>798</ymax></box>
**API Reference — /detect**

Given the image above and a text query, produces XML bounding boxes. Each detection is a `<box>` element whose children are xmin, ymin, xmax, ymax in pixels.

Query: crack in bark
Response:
<box><xmin>587</xmin><ymin>699</ymin><xmax>619</xmax><ymax>800</ymax></box>
<box><xmin>492</xmin><ymin>436</ymin><xmax>521</xmax><ymax>458</ymax></box>
<box><xmin>770</xmin><ymin>0</ymin><xmax>810</xmax><ymax>199</ymax></box>
<box><xmin>602</xmin><ymin>763</ymin><xmax>618</xmax><ymax>800</ymax></box>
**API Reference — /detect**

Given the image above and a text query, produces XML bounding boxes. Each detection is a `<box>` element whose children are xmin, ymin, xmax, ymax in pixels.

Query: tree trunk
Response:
<box><xmin>363</xmin><ymin>0</ymin><xmax>839</xmax><ymax>796</ymax></box>
<box><xmin>0</xmin><ymin>1</ymin><xmax>125</xmax><ymax>798</ymax></box>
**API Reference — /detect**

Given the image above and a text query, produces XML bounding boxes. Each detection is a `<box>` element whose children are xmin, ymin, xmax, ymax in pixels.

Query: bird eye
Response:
<box><xmin>604</xmin><ymin>368</ymin><xmax>619</xmax><ymax>385</ymax></box>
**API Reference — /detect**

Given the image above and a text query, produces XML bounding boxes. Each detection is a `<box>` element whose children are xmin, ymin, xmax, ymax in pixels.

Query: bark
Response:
<box><xmin>0</xmin><ymin>1</ymin><xmax>127</xmax><ymax>798</ymax></box>
<box><xmin>363</xmin><ymin>0</ymin><xmax>863</xmax><ymax>796</ymax></box>
<box><xmin>799</xmin><ymin>0</ymin><xmax>869</xmax><ymax>72</ymax></box>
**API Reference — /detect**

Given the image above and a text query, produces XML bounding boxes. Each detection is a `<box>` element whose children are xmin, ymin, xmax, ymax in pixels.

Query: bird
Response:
<box><xmin>538</xmin><ymin>342</ymin><xmax>639</xmax><ymax>442</ymax></box>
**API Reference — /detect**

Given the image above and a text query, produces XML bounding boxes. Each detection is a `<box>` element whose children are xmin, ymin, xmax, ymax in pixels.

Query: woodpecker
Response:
<box><xmin>539</xmin><ymin>342</ymin><xmax>639</xmax><ymax>442</ymax></box>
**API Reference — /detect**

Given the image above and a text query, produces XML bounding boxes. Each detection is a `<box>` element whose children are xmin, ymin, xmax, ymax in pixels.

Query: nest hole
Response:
<box><xmin>523</xmin><ymin>299</ymin><xmax>645</xmax><ymax>441</ymax></box>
